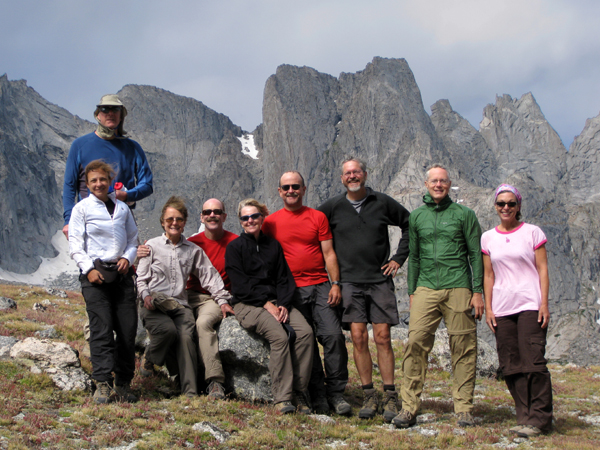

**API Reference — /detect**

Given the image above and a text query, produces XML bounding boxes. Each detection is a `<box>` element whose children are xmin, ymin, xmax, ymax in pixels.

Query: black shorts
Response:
<box><xmin>340</xmin><ymin>279</ymin><xmax>399</xmax><ymax>325</ymax></box>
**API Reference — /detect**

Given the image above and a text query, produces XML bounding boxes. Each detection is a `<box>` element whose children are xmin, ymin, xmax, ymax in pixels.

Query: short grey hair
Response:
<box><xmin>279</xmin><ymin>171</ymin><xmax>305</xmax><ymax>187</ymax></box>
<box><xmin>341</xmin><ymin>157</ymin><xmax>367</xmax><ymax>174</ymax></box>
<box><xmin>425</xmin><ymin>164</ymin><xmax>450</xmax><ymax>181</ymax></box>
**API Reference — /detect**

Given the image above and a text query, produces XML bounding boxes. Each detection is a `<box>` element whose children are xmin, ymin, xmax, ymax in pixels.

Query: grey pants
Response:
<box><xmin>140</xmin><ymin>304</ymin><xmax>198</xmax><ymax>396</ymax></box>
<box><xmin>233</xmin><ymin>301</ymin><xmax>314</xmax><ymax>403</ymax></box>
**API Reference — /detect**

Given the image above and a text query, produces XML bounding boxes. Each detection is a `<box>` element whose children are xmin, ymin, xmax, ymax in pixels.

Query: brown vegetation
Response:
<box><xmin>0</xmin><ymin>284</ymin><xmax>599</xmax><ymax>449</ymax></box>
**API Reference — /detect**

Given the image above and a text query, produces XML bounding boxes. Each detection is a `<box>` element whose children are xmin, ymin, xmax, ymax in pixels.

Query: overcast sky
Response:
<box><xmin>2</xmin><ymin>0</ymin><xmax>599</xmax><ymax>147</ymax></box>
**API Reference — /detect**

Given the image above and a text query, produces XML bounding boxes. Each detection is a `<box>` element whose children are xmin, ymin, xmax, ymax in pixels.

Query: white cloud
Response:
<box><xmin>1</xmin><ymin>0</ymin><xmax>599</xmax><ymax>145</ymax></box>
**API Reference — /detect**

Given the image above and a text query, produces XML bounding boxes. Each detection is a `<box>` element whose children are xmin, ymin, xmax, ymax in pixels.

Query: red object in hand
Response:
<box><xmin>114</xmin><ymin>182</ymin><xmax>124</xmax><ymax>190</ymax></box>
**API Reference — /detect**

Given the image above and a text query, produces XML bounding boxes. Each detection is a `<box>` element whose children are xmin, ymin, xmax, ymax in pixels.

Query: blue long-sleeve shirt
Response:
<box><xmin>62</xmin><ymin>132</ymin><xmax>153</xmax><ymax>225</ymax></box>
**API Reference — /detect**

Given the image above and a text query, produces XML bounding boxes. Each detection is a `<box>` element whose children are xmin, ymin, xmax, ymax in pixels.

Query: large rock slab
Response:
<box><xmin>217</xmin><ymin>317</ymin><xmax>273</xmax><ymax>402</ymax></box>
<box><xmin>9</xmin><ymin>337</ymin><xmax>91</xmax><ymax>391</ymax></box>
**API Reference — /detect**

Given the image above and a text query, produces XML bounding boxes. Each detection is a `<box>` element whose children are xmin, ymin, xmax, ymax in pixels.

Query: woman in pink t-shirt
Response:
<box><xmin>481</xmin><ymin>184</ymin><xmax>552</xmax><ymax>438</ymax></box>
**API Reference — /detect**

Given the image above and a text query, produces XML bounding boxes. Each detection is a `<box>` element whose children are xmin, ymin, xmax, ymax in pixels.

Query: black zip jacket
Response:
<box><xmin>318</xmin><ymin>187</ymin><xmax>410</xmax><ymax>284</ymax></box>
<box><xmin>225</xmin><ymin>231</ymin><xmax>296</xmax><ymax>309</ymax></box>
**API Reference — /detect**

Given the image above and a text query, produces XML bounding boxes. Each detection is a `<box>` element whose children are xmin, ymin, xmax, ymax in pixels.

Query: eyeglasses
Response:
<box><xmin>163</xmin><ymin>217</ymin><xmax>185</xmax><ymax>224</ymax></box>
<box><xmin>343</xmin><ymin>170</ymin><xmax>363</xmax><ymax>178</ymax></box>
<box><xmin>99</xmin><ymin>106</ymin><xmax>122</xmax><ymax>113</ymax></box>
<box><xmin>428</xmin><ymin>179</ymin><xmax>450</xmax><ymax>185</ymax></box>
<box><xmin>240</xmin><ymin>213</ymin><xmax>262</xmax><ymax>222</ymax></box>
<box><xmin>202</xmin><ymin>209</ymin><xmax>223</xmax><ymax>216</ymax></box>
<box><xmin>280</xmin><ymin>184</ymin><xmax>301</xmax><ymax>191</ymax></box>
<box><xmin>496</xmin><ymin>201</ymin><xmax>517</xmax><ymax>208</ymax></box>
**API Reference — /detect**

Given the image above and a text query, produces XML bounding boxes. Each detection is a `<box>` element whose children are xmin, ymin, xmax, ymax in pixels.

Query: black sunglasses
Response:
<box><xmin>280</xmin><ymin>184</ymin><xmax>301</xmax><ymax>191</ymax></box>
<box><xmin>202</xmin><ymin>209</ymin><xmax>223</xmax><ymax>216</ymax></box>
<box><xmin>240</xmin><ymin>212</ymin><xmax>262</xmax><ymax>222</ymax></box>
<box><xmin>496</xmin><ymin>201</ymin><xmax>517</xmax><ymax>208</ymax></box>
<box><xmin>99</xmin><ymin>106</ymin><xmax>122</xmax><ymax>113</ymax></box>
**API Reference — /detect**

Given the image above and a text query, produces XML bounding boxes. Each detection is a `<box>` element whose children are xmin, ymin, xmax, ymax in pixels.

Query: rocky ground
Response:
<box><xmin>1</xmin><ymin>283</ymin><xmax>599</xmax><ymax>449</ymax></box>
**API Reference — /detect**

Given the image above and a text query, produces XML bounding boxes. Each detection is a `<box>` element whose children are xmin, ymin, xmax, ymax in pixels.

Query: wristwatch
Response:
<box><xmin>331</xmin><ymin>281</ymin><xmax>341</xmax><ymax>286</ymax></box>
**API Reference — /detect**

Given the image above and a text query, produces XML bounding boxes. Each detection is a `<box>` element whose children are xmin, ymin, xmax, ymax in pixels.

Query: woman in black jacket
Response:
<box><xmin>225</xmin><ymin>198</ymin><xmax>314</xmax><ymax>414</ymax></box>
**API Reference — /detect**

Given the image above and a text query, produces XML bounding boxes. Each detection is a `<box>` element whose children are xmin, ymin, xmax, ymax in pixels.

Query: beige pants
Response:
<box><xmin>234</xmin><ymin>301</ymin><xmax>314</xmax><ymax>404</ymax></box>
<box><xmin>401</xmin><ymin>287</ymin><xmax>477</xmax><ymax>414</ymax></box>
<box><xmin>187</xmin><ymin>290</ymin><xmax>226</xmax><ymax>384</ymax></box>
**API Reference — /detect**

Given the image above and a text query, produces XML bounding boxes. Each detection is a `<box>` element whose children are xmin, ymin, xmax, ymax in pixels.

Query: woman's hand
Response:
<box><xmin>277</xmin><ymin>306</ymin><xmax>289</xmax><ymax>323</ymax></box>
<box><xmin>143</xmin><ymin>295</ymin><xmax>155</xmax><ymax>310</ymax></box>
<box><xmin>116</xmin><ymin>258</ymin><xmax>129</xmax><ymax>274</ymax></box>
<box><xmin>137</xmin><ymin>244</ymin><xmax>150</xmax><ymax>259</ymax></box>
<box><xmin>538</xmin><ymin>304</ymin><xmax>550</xmax><ymax>329</ymax></box>
<box><xmin>485</xmin><ymin>309</ymin><xmax>497</xmax><ymax>333</ymax></box>
<box><xmin>87</xmin><ymin>269</ymin><xmax>104</xmax><ymax>284</ymax></box>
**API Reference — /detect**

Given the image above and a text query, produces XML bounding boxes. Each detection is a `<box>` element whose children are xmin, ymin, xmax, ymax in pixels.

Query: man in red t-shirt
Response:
<box><xmin>262</xmin><ymin>171</ymin><xmax>350</xmax><ymax>416</ymax></box>
<box><xmin>186</xmin><ymin>198</ymin><xmax>237</xmax><ymax>399</ymax></box>
<box><xmin>138</xmin><ymin>198</ymin><xmax>236</xmax><ymax>400</ymax></box>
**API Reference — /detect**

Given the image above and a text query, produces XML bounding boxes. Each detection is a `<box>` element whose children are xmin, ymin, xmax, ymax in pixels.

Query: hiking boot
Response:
<box><xmin>293</xmin><ymin>391</ymin><xmax>312</xmax><ymax>415</ymax></box>
<box><xmin>312</xmin><ymin>396</ymin><xmax>330</xmax><ymax>414</ymax></box>
<box><xmin>207</xmin><ymin>381</ymin><xmax>226</xmax><ymax>400</ymax></box>
<box><xmin>456</xmin><ymin>412</ymin><xmax>475</xmax><ymax>427</ymax></box>
<box><xmin>393</xmin><ymin>408</ymin><xmax>417</xmax><ymax>428</ymax></box>
<box><xmin>517</xmin><ymin>425</ymin><xmax>542</xmax><ymax>438</ymax></box>
<box><xmin>328</xmin><ymin>395</ymin><xmax>352</xmax><ymax>416</ymax></box>
<box><xmin>140</xmin><ymin>355</ymin><xmax>155</xmax><ymax>377</ymax></box>
<box><xmin>275</xmin><ymin>401</ymin><xmax>296</xmax><ymax>414</ymax></box>
<box><xmin>382</xmin><ymin>390</ymin><xmax>400</xmax><ymax>423</ymax></box>
<box><xmin>358</xmin><ymin>388</ymin><xmax>379</xmax><ymax>419</ymax></box>
<box><xmin>114</xmin><ymin>383</ymin><xmax>138</xmax><ymax>403</ymax></box>
<box><xmin>93</xmin><ymin>381</ymin><xmax>113</xmax><ymax>404</ymax></box>
<box><xmin>509</xmin><ymin>424</ymin><xmax>525</xmax><ymax>434</ymax></box>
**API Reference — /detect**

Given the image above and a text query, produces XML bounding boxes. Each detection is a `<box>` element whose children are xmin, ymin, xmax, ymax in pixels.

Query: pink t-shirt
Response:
<box><xmin>481</xmin><ymin>222</ymin><xmax>547</xmax><ymax>317</ymax></box>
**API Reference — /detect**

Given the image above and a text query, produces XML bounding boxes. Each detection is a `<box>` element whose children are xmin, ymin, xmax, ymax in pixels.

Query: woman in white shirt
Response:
<box><xmin>481</xmin><ymin>184</ymin><xmax>552</xmax><ymax>438</ymax></box>
<box><xmin>69</xmin><ymin>160</ymin><xmax>139</xmax><ymax>404</ymax></box>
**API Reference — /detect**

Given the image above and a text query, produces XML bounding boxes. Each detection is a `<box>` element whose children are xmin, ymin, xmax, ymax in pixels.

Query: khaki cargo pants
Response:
<box><xmin>401</xmin><ymin>287</ymin><xmax>477</xmax><ymax>414</ymax></box>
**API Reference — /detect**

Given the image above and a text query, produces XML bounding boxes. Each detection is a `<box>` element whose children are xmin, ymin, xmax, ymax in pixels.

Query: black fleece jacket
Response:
<box><xmin>224</xmin><ymin>231</ymin><xmax>296</xmax><ymax>309</ymax></box>
<box><xmin>318</xmin><ymin>187</ymin><xmax>410</xmax><ymax>284</ymax></box>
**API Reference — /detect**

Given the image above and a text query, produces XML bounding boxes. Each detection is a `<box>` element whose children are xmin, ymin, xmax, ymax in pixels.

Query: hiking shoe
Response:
<box><xmin>207</xmin><ymin>381</ymin><xmax>226</xmax><ymax>400</ymax></box>
<box><xmin>393</xmin><ymin>408</ymin><xmax>417</xmax><ymax>428</ymax></box>
<box><xmin>328</xmin><ymin>395</ymin><xmax>352</xmax><ymax>416</ymax></box>
<box><xmin>517</xmin><ymin>425</ymin><xmax>542</xmax><ymax>438</ymax></box>
<box><xmin>358</xmin><ymin>388</ymin><xmax>379</xmax><ymax>419</ymax></box>
<box><xmin>312</xmin><ymin>396</ymin><xmax>330</xmax><ymax>414</ymax></box>
<box><xmin>382</xmin><ymin>390</ymin><xmax>400</xmax><ymax>422</ymax></box>
<box><xmin>93</xmin><ymin>381</ymin><xmax>113</xmax><ymax>404</ymax></box>
<box><xmin>456</xmin><ymin>412</ymin><xmax>475</xmax><ymax>427</ymax></box>
<box><xmin>293</xmin><ymin>391</ymin><xmax>312</xmax><ymax>415</ymax></box>
<box><xmin>140</xmin><ymin>355</ymin><xmax>155</xmax><ymax>377</ymax></box>
<box><xmin>509</xmin><ymin>425</ymin><xmax>525</xmax><ymax>434</ymax></box>
<box><xmin>275</xmin><ymin>401</ymin><xmax>296</xmax><ymax>414</ymax></box>
<box><xmin>114</xmin><ymin>383</ymin><xmax>138</xmax><ymax>403</ymax></box>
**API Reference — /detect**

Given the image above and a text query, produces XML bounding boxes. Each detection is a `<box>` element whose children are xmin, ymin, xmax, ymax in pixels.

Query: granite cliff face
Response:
<box><xmin>0</xmin><ymin>57</ymin><xmax>599</xmax><ymax>364</ymax></box>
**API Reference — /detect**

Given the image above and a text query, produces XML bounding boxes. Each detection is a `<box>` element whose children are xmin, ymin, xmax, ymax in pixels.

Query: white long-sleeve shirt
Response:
<box><xmin>68</xmin><ymin>192</ymin><xmax>139</xmax><ymax>275</ymax></box>
<box><xmin>136</xmin><ymin>234</ymin><xmax>232</xmax><ymax>307</ymax></box>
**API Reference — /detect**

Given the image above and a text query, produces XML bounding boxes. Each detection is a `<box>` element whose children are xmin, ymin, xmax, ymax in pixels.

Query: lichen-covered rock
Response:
<box><xmin>0</xmin><ymin>296</ymin><xmax>16</xmax><ymax>310</ymax></box>
<box><xmin>217</xmin><ymin>317</ymin><xmax>273</xmax><ymax>402</ymax></box>
<box><xmin>0</xmin><ymin>336</ymin><xmax>18</xmax><ymax>359</ymax></box>
<box><xmin>10</xmin><ymin>337</ymin><xmax>79</xmax><ymax>367</ymax></box>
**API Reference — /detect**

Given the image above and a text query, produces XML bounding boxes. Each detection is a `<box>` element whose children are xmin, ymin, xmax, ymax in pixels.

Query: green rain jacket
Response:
<box><xmin>407</xmin><ymin>193</ymin><xmax>483</xmax><ymax>295</ymax></box>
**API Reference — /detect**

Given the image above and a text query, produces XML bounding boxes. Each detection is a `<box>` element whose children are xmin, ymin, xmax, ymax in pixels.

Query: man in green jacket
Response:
<box><xmin>393</xmin><ymin>164</ymin><xmax>484</xmax><ymax>429</ymax></box>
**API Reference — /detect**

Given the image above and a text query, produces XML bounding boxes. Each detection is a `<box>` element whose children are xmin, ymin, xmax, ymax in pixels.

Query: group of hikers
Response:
<box><xmin>63</xmin><ymin>94</ymin><xmax>553</xmax><ymax>439</ymax></box>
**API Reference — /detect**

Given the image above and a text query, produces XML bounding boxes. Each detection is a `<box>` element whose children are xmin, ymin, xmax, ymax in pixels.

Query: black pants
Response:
<box><xmin>81</xmin><ymin>271</ymin><xmax>137</xmax><ymax>386</ymax></box>
<box><xmin>495</xmin><ymin>310</ymin><xmax>553</xmax><ymax>431</ymax></box>
<box><xmin>294</xmin><ymin>282</ymin><xmax>349</xmax><ymax>398</ymax></box>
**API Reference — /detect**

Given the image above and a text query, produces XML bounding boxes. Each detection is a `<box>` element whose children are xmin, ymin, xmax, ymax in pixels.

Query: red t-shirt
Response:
<box><xmin>186</xmin><ymin>230</ymin><xmax>238</xmax><ymax>293</ymax></box>
<box><xmin>262</xmin><ymin>206</ymin><xmax>332</xmax><ymax>287</ymax></box>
